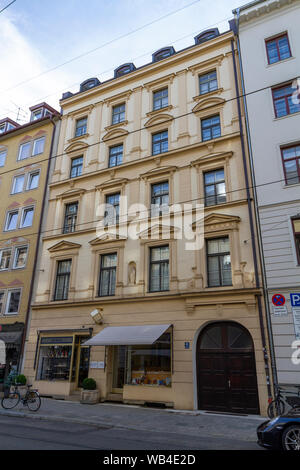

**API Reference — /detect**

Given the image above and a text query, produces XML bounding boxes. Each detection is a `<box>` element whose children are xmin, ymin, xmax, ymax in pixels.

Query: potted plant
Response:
<box><xmin>14</xmin><ymin>374</ymin><xmax>27</xmax><ymax>397</ymax></box>
<box><xmin>80</xmin><ymin>378</ymin><xmax>100</xmax><ymax>404</ymax></box>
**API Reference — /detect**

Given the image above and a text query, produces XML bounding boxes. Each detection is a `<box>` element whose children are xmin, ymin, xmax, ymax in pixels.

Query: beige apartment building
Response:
<box><xmin>24</xmin><ymin>27</ymin><xmax>272</xmax><ymax>414</ymax></box>
<box><xmin>0</xmin><ymin>103</ymin><xmax>60</xmax><ymax>388</ymax></box>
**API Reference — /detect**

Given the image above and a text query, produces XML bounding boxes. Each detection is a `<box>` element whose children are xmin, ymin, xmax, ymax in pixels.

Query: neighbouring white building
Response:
<box><xmin>233</xmin><ymin>0</ymin><xmax>300</xmax><ymax>390</ymax></box>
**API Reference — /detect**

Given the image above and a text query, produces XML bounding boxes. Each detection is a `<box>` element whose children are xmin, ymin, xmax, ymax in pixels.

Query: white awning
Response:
<box><xmin>83</xmin><ymin>324</ymin><xmax>171</xmax><ymax>346</ymax></box>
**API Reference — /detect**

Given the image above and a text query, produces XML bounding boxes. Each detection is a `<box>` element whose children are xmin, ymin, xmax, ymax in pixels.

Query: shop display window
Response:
<box><xmin>37</xmin><ymin>343</ymin><xmax>72</xmax><ymax>381</ymax></box>
<box><xmin>125</xmin><ymin>333</ymin><xmax>171</xmax><ymax>387</ymax></box>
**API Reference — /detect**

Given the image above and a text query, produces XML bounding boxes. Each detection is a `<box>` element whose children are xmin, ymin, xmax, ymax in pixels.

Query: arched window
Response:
<box><xmin>194</xmin><ymin>28</ymin><xmax>219</xmax><ymax>45</ymax></box>
<box><xmin>152</xmin><ymin>47</ymin><xmax>175</xmax><ymax>62</ymax></box>
<box><xmin>114</xmin><ymin>63</ymin><xmax>136</xmax><ymax>78</ymax></box>
<box><xmin>80</xmin><ymin>78</ymin><xmax>100</xmax><ymax>93</ymax></box>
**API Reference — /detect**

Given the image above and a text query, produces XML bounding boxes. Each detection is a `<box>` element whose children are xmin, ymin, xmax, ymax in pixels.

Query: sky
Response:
<box><xmin>0</xmin><ymin>0</ymin><xmax>246</xmax><ymax>123</ymax></box>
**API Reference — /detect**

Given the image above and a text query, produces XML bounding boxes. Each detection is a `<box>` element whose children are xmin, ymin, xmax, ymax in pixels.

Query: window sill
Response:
<box><xmin>273</xmin><ymin>110</ymin><xmax>300</xmax><ymax>121</ymax></box>
<box><xmin>266</xmin><ymin>56</ymin><xmax>294</xmax><ymax>68</ymax></box>
<box><xmin>68</xmin><ymin>133</ymin><xmax>89</xmax><ymax>144</ymax></box>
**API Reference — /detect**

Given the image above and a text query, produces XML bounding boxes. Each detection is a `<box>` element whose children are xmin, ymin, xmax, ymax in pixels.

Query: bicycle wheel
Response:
<box><xmin>26</xmin><ymin>391</ymin><xmax>41</xmax><ymax>412</ymax></box>
<box><xmin>1</xmin><ymin>392</ymin><xmax>21</xmax><ymax>409</ymax></box>
<box><xmin>267</xmin><ymin>399</ymin><xmax>285</xmax><ymax>419</ymax></box>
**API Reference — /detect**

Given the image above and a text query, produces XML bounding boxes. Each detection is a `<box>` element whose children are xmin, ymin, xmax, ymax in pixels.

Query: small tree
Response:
<box><xmin>82</xmin><ymin>378</ymin><xmax>97</xmax><ymax>390</ymax></box>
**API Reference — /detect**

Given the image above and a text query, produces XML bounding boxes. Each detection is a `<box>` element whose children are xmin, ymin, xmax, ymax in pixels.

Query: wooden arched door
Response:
<box><xmin>197</xmin><ymin>322</ymin><xmax>259</xmax><ymax>414</ymax></box>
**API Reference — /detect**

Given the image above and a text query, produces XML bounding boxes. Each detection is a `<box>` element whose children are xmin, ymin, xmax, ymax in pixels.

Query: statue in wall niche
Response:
<box><xmin>128</xmin><ymin>262</ymin><xmax>136</xmax><ymax>285</ymax></box>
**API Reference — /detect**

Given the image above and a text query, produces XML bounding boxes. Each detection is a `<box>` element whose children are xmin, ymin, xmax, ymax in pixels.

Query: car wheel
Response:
<box><xmin>282</xmin><ymin>425</ymin><xmax>300</xmax><ymax>450</ymax></box>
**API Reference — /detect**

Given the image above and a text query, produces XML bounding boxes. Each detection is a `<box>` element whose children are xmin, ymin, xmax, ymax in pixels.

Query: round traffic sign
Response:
<box><xmin>272</xmin><ymin>294</ymin><xmax>286</xmax><ymax>306</ymax></box>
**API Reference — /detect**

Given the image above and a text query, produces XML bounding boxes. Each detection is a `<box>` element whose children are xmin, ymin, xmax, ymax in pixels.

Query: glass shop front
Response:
<box><xmin>112</xmin><ymin>333</ymin><xmax>172</xmax><ymax>391</ymax></box>
<box><xmin>36</xmin><ymin>333</ymin><xmax>90</xmax><ymax>388</ymax></box>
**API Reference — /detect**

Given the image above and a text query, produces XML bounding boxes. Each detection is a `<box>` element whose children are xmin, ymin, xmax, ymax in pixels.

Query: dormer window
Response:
<box><xmin>31</xmin><ymin>109</ymin><xmax>43</xmax><ymax>121</ymax></box>
<box><xmin>79</xmin><ymin>78</ymin><xmax>100</xmax><ymax>93</ymax></box>
<box><xmin>152</xmin><ymin>47</ymin><xmax>175</xmax><ymax>63</ymax></box>
<box><xmin>194</xmin><ymin>28</ymin><xmax>219</xmax><ymax>45</ymax></box>
<box><xmin>0</xmin><ymin>119</ymin><xmax>18</xmax><ymax>134</ymax></box>
<box><xmin>114</xmin><ymin>63</ymin><xmax>136</xmax><ymax>78</ymax></box>
<box><xmin>0</xmin><ymin>124</ymin><xmax>5</xmax><ymax>134</ymax></box>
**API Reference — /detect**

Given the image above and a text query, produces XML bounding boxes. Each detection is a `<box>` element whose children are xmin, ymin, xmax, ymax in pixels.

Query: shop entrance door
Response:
<box><xmin>73</xmin><ymin>336</ymin><xmax>90</xmax><ymax>389</ymax></box>
<box><xmin>196</xmin><ymin>322</ymin><xmax>260</xmax><ymax>414</ymax></box>
<box><xmin>112</xmin><ymin>345</ymin><xmax>126</xmax><ymax>393</ymax></box>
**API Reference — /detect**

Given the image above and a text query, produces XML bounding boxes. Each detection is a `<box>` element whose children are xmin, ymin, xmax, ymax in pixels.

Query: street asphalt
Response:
<box><xmin>0</xmin><ymin>397</ymin><xmax>267</xmax><ymax>450</ymax></box>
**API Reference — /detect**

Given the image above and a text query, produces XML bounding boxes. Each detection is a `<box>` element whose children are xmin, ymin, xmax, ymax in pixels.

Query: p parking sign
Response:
<box><xmin>290</xmin><ymin>293</ymin><xmax>300</xmax><ymax>307</ymax></box>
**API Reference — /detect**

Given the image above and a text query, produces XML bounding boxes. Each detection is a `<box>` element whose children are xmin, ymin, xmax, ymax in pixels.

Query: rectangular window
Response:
<box><xmin>37</xmin><ymin>340</ymin><xmax>73</xmax><ymax>381</ymax></box>
<box><xmin>153</xmin><ymin>88</ymin><xmax>168</xmax><ymax>110</ymax></box>
<box><xmin>292</xmin><ymin>218</ymin><xmax>300</xmax><ymax>264</ymax></box>
<box><xmin>31</xmin><ymin>109</ymin><xmax>43</xmax><ymax>121</ymax></box>
<box><xmin>98</xmin><ymin>253</ymin><xmax>117</xmax><ymax>296</ymax></box>
<box><xmin>18</xmin><ymin>142</ymin><xmax>31</xmax><ymax>161</ymax></box>
<box><xmin>32</xmin><ymin>137</ymin><xmax>45</xmax><ymax>156</ymax></box>
<box><xmin>152</xmin><ymin>130</ymin><xmax>168</xmax><ymax>155</ymax></box>
<box><xmin>13</xmin><ymin>246</ymin><xmax>28</xmax><ymax>269</ymax></box>
<box><xmin>70</xmin><ymin>156</ymin><xmax>83</xmax><ymax>178</ymax></box>
<box><xmin>204</xmin><ymin>169</ymin><xmax>226</xmax><ymax>206</ymax></box>
<box><xmin>112</xmin><ymin>104</ymin><xmax>125</xmax><ymax>125</ymax></box>
<box><xmin>75</xmin><ymin>117</ymin><xmax>87</xmax><ymax>137</ymax></box>
<box><xmin>104</xmin><ymin>193</ymin><xmax>120</xmax><ymax>226</ymax></box>
<box><xmin>54</xmin><ymin>260</ymin><xmax>72</xmax><ymax>301</ymax></box>
<box><xmin>27</xmin><ymin>171</ymin><xmax>40</xmax><ymax>190</ymax></box>
<box><xmin>109</xmin><ymin>144</ymin><xmax>123</xmax><ymax>167</ymax></box>
<box><xmin>199</xmin><ymin>70</ymin><xmax>218</xmax><ymax>95</ymax></box>
<box><xmin>0</xmin><ymin>249</ymin><xmax>11</xmax><ymax>270</ymax></box>
<box><xmin>63</xmin><ymin>202</ymin><xmax>78</xmax><ymax>234</ymax></box>
<box><xmin>125</xmin><ymin>332</ymin><xmax>172</xmax><ymax>386</ymax></box>
<box><xmin>0</xmin><ymin>291</ymin><xmax>4</xmax><ymax>315</ymax></box>
<box><xmin>151</xmin><ymin>181</ymin><xmax>169</xmax><ymax>217</ymax></box>
<box><xmin>0</xmin><ymin>150</ymin><xmax>7</xmax><ymax>167</ymax></box>
<box><xmin>5</xmin><ymin>210</ymin><xmax>19</xmax><ymax>231</ymax></box>
<box><xmin>201</xmin><ymin>115</ymin><xmax>221</xmax><ymax>141</ymax></box>
<box><xmin>272</xmin><ymin>83</ymin><xmax>300</xmax><ymax>118</ymax></box>
<box><xmin>207</xmin><ymin>237</ymin><xmax>232</xmax><ymax>287</ymax></box>
<box><xmin>11</xmin><ymin>174</ymin><xmax>25</xmax><ymax>194</ymax></box>
<box><xmin>149</xmin><ymin>245</ymin><xmax>169</xmax><ymax>292</ymax></box>
<box><xmin>281</xmin><ymin>145</ymin><xmax>300</xmax><ymax>185</ymax></box>
<box><xmin>20</xmin><ymin>207</ymin><xmax>34</xmax><ymax>228</ymax></box>
<box><xmin>5</xmin><ymin>289</ymin><xmax>21</xmax><ymax>315</ymax></box>
<box><xmin>266</xmin><ymin>33</ymin><xmax>291</xmax><ymax>64</ymax></box>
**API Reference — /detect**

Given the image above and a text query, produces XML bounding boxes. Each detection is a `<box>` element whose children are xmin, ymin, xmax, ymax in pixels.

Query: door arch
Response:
<box><xmin>196</xmin><ymin>321</ymin><xmax>259</xmax><ymax>414</ymax></box>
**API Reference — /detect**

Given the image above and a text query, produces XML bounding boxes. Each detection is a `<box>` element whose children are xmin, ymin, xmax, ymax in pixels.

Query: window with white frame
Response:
<box><xmin>0</xmin><ymin>150</ymin><xmax>7</xmax><ymax>167</ymax></box>
<box><xmin>4</xmin><ymin>210</ymin><xmax>19</xmax><ymax>231</ymax></box>
<box><xmin>0</xmin><ymin>291</ymin><xmax>4</xmax><ymax>314</ymax></box>
<box><xmin>26</xmin><ymin>171</ymin><xmax>40</xmax><ymax>190</ymax></box>
<box><xmin>32</xmin><ymin>137</ymin><xmax>45</xmax><ymax>156</ymax></box>
<box><xmin>0</xmin><ymin>249</ymin><xmax>11</xmax><ymax>270</ymax></box>
<box><xmin>5</xmin><ymin>289</ymin><xmax>21</xmax><ymax>315</ymax></box>
<box><xmin>20</xmin><ymin>207</ymin><xmax>34</xmax><ymax>228</ymax></box>
<box><xmin>18</xmin><ymin>137</ymin><xmax>45</xmax><ymax>161</ymax></box>
<box><xmin>13</xmin><ymin>246</ymin><xmax>28</xmax><ymax>269</ymax></box>
<box><xmin>11</xmin><ymin>174</ymin><xmax>25</xmax><ymax>194</ymax></box>
<box><xmin>18</xmin><ymin>142</ymin><xmax>31</xmax><ymax>161</ymax></box>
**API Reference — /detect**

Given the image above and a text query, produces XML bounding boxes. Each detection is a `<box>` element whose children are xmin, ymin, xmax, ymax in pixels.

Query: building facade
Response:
<box><xmin>0</xmin><ymin>103</ymin><xmax>60</xmax><ymax>388</ymax></box>
<box><xmin>24</xmin><ymin>28</ymin><xmax>271</xmax><ymax>414</ymax></box>
<box><xmin>233</xmin><ymin>0</ymin><xmax>300</xmax><ymax>389</ymax></box>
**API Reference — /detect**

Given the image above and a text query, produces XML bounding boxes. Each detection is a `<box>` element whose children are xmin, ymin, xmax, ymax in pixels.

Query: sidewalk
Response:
<box><xmin>0</xmin><ymin>397</ymin><xmax>266</xmax><ymax>442</ymax></box>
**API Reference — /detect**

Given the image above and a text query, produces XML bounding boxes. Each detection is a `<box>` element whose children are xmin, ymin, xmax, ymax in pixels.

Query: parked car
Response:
<box><xmin>257</xmin><ymin>408</ymin><xmax>300</xmax><ymax>450</ymax></box>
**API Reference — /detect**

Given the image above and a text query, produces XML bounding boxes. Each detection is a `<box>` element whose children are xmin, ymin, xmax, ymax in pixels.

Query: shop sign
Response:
<box><xmin>41</xmin><ymin>336</ymin><xmax>73</xmax><ymax>345</ymax></box>
<box><xmin>90</xmin><ymin>361</ymin><xmax>105</xmax><ymax>369</ymax></box>
<box><xmin>292</xmin><ymin>308</ymin><xmax>300</xmax><ymax>340</ymax></box>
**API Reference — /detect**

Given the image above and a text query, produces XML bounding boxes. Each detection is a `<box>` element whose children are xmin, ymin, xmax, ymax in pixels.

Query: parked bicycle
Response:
<box><xmin>1</xmin><ymin>383</ymin><xmax>41</xmax><ymax>412</ymax></box>
<box><xmin>267</xmin><ymin>386</ymin><xmax>300</xmax><ymax>419</ymax></box>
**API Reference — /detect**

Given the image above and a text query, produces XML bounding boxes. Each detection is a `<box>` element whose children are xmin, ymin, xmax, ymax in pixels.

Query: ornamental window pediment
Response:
<box><xmin>192</xmin><ymin>97</ymin><xmax>225</xmax><ymax>115</ymax></box>
<box><xmin>144</xmin><ymin>113</ymin><xmax>173</xmax><ymax>129</ymax></box>
<box><xmin>48</xmin><ymin>240</ymin><xmax>82</xmax><ymax>253</ymax></box>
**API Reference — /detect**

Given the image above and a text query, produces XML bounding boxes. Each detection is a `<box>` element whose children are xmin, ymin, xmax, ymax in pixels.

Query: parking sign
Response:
<box><xmin>290</xmin><ymin>293</ymin><xmax>300</xmax><ymax>307</ymax></box>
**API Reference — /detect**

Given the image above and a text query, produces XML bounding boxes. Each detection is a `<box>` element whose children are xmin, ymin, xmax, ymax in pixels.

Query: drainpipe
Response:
<box><xmin>230</xmin><ymin>34</ymin><xmax>273</xmax><ymax>402</ymax></box>
<box><xmin>19</xmin><ymin>116</ymin><xmax>60</xmax><ymax>373</ymax></box>
<box><xmin>232</xmin><ymin>10</ymin><xmax>278</xmax><ymax>396</ymax></box>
